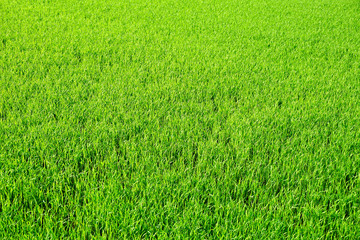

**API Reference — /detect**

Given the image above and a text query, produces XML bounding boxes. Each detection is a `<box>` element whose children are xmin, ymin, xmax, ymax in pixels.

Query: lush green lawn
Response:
<box><xmin>1</xmin><ymin>0</ymin><xmax>360</xmax><ymax>238</ymax></box>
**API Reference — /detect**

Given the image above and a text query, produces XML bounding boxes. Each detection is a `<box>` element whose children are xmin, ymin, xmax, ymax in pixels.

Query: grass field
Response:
<box><xmin>1</xmin><ymin>0</ymin><xmax>360</xmax><ymax>238</ymax></box>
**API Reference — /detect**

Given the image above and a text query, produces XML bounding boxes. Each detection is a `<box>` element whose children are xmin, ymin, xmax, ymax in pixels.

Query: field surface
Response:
<box><xmin>1</xmin><ymin>0</ymin><xmax>360</xmax><ymax>239</ymax></box>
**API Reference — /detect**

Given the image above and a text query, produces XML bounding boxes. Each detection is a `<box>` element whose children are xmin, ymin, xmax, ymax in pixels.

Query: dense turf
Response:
<box><xmin>1</xmin><ymin>0</ymin><xmax>360</xmax><ymax>238</ymax></box>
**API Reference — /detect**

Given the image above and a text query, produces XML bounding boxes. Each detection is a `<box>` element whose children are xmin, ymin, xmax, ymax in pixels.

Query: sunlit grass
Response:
<box><xmin>1</xmin><ymin>0</ymin><xmax>360</xmax><ymax>238</ymax></box>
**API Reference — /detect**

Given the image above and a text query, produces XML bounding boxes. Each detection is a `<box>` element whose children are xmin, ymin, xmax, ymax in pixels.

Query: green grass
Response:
<box><xmin>1</xmin><ymin>0</ymin><xmax>360</xmax><ymax>238</ymax></box>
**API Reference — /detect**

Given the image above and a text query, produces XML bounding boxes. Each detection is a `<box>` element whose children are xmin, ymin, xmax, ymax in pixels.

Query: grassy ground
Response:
<box><xmin>1</xmin><ymin>0</ymin><xmax>360</xmax><ymax>238</ymax></box>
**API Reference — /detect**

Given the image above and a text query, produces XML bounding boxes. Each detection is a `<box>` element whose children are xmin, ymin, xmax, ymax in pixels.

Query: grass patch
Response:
<box><xmin>1</xmin><ymin>0</ymin><xmax>360</xmax><ymax>238</ymax></box>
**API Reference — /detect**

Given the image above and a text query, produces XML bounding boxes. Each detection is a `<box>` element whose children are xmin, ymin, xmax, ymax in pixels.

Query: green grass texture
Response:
<box><xmin>1</xmin><ymin>0</ymin><xmax>360</xmax><ymax>239</ymax></box>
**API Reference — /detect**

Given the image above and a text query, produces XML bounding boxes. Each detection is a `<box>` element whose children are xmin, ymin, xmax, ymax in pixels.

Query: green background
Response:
<box><xmin>1</xmin><ymin>0</ymin><xmax>360</xmax><ymax>238</ymax></box>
